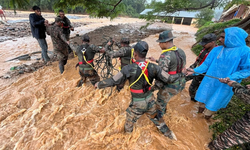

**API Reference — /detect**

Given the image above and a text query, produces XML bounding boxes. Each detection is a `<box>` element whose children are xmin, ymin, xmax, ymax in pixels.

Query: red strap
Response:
<box><xmin>79</xmin><ymin>59</ymin><xmax>93</xmax><ymax>65</ymax></box>
<box><xmin>130</xmin><ymin>87</ymin><xmax>151</xmax><ymax>93</ymax></box>
<box><xmin>168</xmin><ymin>71</ymin><xmax>177</xmax><ymax>75</ymax></box>
<box><xmin>135</xmin><ymin>61</ymin><xmax>149</xmax><ymax>77</ymax></box>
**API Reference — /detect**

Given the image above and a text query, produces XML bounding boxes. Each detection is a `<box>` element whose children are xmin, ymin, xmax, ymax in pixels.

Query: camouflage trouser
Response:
<box><xmin>189</xmin><ymin>75</ymin><xmax>204</xmax><ymax>101</ymax></box>
<box><xmin>156</xmin><ymin>78</ymin><xmax>186</xmax><ymax>118</ymax></box>
<box><xmin>209</xmin><ymin>112</ymin><xmax>250</xmax><ymax>150</ymax></box>
<box><xmin>125</xmin><ymin>94</ymin><xmax>170</xmax><ymax>134</ymax></box>
<box><xmin>79</xmin><ymin>67</ymin><xmax>100</xmax><ymax>86</ymax></box>
<box><xmin>54</xmin><ymin>49</ymin><xmax>68</xmax><ymax>74</ymax></box>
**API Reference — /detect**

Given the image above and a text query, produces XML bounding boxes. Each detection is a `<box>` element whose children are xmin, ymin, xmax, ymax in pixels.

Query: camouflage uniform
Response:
<box><xmin>97</xmin><ymin>41</ymin><xmax>180</xmax><ymax>139</ymax></box>
<box><xmin>105</xmin><ymin>38</ymin><xmax>132</xmax><ymax>90</ymax></box>
<box><xmin>156</xmin><ymin>47</ymin><xmax>186</xmax><ymax>117</ymax></box>
<box><xmin>97</xmin><ymin>61</ymin><xmax>179</xmax><ymax>136</ymax></box>
<box><xmin>71</xmin><ymin>41</ymin><xmax>101</xmax><ymax>86</ymax></box>
<box><xmin>46</xmin><ymin>19</ymin><xmax>68</xmax><ymax>74</ymax></box>
<box><xmin>208</xmin><ymin>82</ymin><xmax>250</xmax><ymax>150</ymax></box>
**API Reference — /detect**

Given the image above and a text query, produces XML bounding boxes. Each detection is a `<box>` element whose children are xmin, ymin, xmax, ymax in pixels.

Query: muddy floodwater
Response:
<box><xmin>0</xmin><ymin>12</ymin><xmax>212</xmax><ymax>150</ymax></box>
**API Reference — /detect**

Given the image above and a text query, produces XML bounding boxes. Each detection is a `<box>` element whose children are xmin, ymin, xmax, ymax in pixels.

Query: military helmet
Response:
<box><xmin>55</xmin><ymin>17</ymin><xmax>63</xmax><ymax>23</ymax></box>
<box><xmin>120</xmin><ymin>37</ymin><xmax>130</xmax><ymax>45</ymax></box>
<box><xmin>134</xmin><ymin>41</ymin><xmax>148</xmax><ymax>53</ymax></box>
<box><xmin>156</xmin><ymin>30</ymin><xmax>176</xmax><ymax>43</ymax></box>
<box><xmin>82</xmin><ymin>34</ymin><xmax>90</xmax><ymax>42</ymax></box>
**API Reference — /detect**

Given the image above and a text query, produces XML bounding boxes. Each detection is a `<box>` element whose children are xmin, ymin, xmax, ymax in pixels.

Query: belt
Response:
<box><xmin>130</xmin><ymin>87</ymin><xmax>151</xmax><ymax>93</ymax></box>
<box><xmin>79</xmin><ymin>59</ymin><xmax>94</xmax><ymax>65</ymax></box>
<box><xmin>168</xmin><ymin>71</ymin><xmax>177</xmax><ymax>75</ymax></box>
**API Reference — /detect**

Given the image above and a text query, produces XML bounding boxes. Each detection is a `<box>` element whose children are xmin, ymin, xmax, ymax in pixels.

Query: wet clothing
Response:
<box><xmin>59</xmin><ymin>16</ymin><xmax>73</xmax><ymax>36</ymax></box>
<box><xmin>194</xmin><ymin>27</ymin><xmax>250</xmax><ymax>112</ymax></box>
<box><xmin>71</xmin><ymin>43</ymin><xmax>101</xmax><ymax>85</ymax></box>
<box><xmin>29</xmin><ymin>13</ymin><xmax>46</xmax><ymax>39</ymax></box>
<box><xmin>46</xmin><ymin>24</ymin><xmax>69</xmax><ymax>73</ymax></box>
<box><xmin>106</xmin><ymin>45</ymin><xmax>132</xmax><ymax>90</ymax></box>
<box><xmin>156</xmin><ymin>46</ymin><xmax>186</xmax><ymax>116</ymax></box>
<box><xmin>97</xmin><ymin>61</ymin><xmax>179</xmax><ymax>134</ymax></box>
<box><xmin>208</xmin><ymin>82</ymin><xmax>250</xmax><ymax>150</ymax></box>
<box><xmin>29</xmin><ymin>13</ymin><xmax>50</xmax><ymax>62</ymax></box>
<box><xmin>188</xmin><ymin>48</ymin><xmax>211</xmax><ymax>101</ymax></box>
<box><xmin>106</xmin><ymin>45</ymin><xmax>132</xmax><ymax>69</ymax></box>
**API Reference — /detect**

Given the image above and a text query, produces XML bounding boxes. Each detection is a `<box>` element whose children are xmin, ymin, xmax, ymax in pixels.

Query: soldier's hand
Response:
<box><xmin>107</xmin><ymin>41</ymin><xmax>112</xmax><ymax>46</ymax></box>
<box><xmin>94</xmin><ymin>82</ymin><xmax>99</xmax><ymax>88</ymax></box>
<box><xmin>186</xmin><ymin>68</ymin><xmax>194</xmax><ymax>76</ymax></box>
<box><xmin>246</xmin><ymin>85</ymin><xmax>250</xmax><ymax>89</ymax></box>
<box><xmin>70</xmin><ymin>27</ymin><xmax>74</xmax><ymax>31</ymax></box>
<box><xmin>148</xmin><ymin>57</ymin><xmax>156</xmax><ymax>62</ymax></box>
<box><xmin>227</xmin><ymin>80</ymin><xmax>236</xmax><ymax>87</ymax></box>
<box><xmin>219</xmin><ymin>77</ymin><xmax>230</xmax><ymax>84</ymax></box>
<box><xmin>99</xmin><ymin>48</ymin><xmax>105</xmax><ymax>53</ymax></box>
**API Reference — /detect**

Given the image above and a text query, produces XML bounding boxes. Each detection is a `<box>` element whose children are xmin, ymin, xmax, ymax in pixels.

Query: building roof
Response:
<box><xmin>140</xmin><ymin>9</ymin><xmax>200</xmax><ymax>18</ymax></box>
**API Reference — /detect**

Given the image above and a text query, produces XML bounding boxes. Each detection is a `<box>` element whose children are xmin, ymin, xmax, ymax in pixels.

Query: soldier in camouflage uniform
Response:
<box><xmin>208</xmin><ymin>80</ymin><xmax>250</xmax><ymax>150</ymax></box>
<box><xmin>104</xmin><ymin>37</ymin><xmax>133</xmax><ymax>91</ymax></box>
<box><xmin>149</xmin><ymin>30</ymin><xmax>186</xmax><ymax>119</ymax></box>
<box><xmin>187</xmin><ymin>33</ymin><xmax>216</xmax><ymax>102</ymax></box>
<box><xmin>70</xmin><ymin>34</ymin><xmax>104</xmax><ymax>87</ymax></box>
<box><xmin>45</xmin><ymin>17</ymin><xmax>69</xmax><ymax>74</ymax></box>
<box><xmin>95</xmin><ymin>41</ymin><xmax>181</xmax><ymax>140</ymax></box>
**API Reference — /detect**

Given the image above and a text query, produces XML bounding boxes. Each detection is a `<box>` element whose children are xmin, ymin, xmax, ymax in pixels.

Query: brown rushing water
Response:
<box><xmin>0</xmin><ymin>14</ymin><xmax>212</xmax><ymax>149</ymax></box>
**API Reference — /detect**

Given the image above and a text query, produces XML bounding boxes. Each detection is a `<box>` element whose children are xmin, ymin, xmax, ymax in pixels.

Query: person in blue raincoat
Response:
<box><xmin>186</xmin><ymin>27</ymin><xmax>250</xmax><ymax>119</ymax></box>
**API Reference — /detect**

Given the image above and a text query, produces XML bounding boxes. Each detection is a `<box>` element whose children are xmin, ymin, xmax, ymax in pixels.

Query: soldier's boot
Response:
<box><xmin>164</xmin><ymin>130</ymin><xmax>177</xmax><ymax>140</ymax></box>
<box><xmin>59</xmin><ymin>64</ymin><xmax>64</xmax><ymax>74</ymax></box>
<box><xmin>77</xmin><ymin>77</ymin><xmax>86</xmax><ymax>87</ymax></box>
<box><xmin>198</xmin><ymin>107</ymin><xmax>205</xmax><ymax>113</ymax></box>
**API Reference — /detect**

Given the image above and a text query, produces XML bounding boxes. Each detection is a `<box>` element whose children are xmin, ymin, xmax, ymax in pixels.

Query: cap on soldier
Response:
<box><xmin>199</xmin><ymin>33</ymin><xmax>217</xmax><ymax>46</ymax></box>
<box><xmin>82</xmin><ymin>34</ymin><xmax>90</xmax><ymax>42</ymax></box>
<box><xmin>55</xmin><ymin>17</ymin><xmax>63</xmax><ymax>22</ymax></box>
<box><xmin>120</xmin><ymin>37</ymin><xmax>130</xmax><ymax>44</ymax></box>
<box><xmin>134</xmin><ymin>41</ymin><xmax>148</xmax><ymax>53</ymax></box>
<box><xmin>156</xmin><ymin>30</ymin><xmax>176</xmax><ymax>43</ymax></box>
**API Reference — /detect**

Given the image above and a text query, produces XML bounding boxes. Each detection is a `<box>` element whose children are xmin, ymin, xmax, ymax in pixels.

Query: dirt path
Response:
<box><xmin>0</xmin><ymin>12</ymin><xmax>213</xmax><ymax>150</ymax></box>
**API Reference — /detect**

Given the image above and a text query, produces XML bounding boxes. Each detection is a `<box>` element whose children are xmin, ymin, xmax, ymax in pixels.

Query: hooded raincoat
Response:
<box><xmin>194</xmin><ymin>27</ymin><xmax>250</xmax><ymax>111</ymax></box>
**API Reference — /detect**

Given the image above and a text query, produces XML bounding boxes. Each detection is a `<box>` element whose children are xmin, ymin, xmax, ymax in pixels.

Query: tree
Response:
<box><xmin>4</xmin><ymin>0</ymin><xmax>249</xmax><ymax>18</ymax></box>
<box><xmin>195</xmin><ymin>8</ymin><xmax>214</xmax><ymax>27</ymax></box>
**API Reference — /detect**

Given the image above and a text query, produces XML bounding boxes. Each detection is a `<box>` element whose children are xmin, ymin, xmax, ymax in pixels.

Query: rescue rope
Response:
<box><xmin>161</xmin><ymin>46</ymin><xmax>178</xmax><ymax>54</ymax></box>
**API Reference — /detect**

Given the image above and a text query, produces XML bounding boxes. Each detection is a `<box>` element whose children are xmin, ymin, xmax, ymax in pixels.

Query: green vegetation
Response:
<box><xmin>191</xmin><ymin>19</ymin><xmax>241</xmax><ymax>55</ymax></box>
<box><xmin>195</xmin><ymin>8</ymin><xmax>214</xmax><ymax>28</ymax></box>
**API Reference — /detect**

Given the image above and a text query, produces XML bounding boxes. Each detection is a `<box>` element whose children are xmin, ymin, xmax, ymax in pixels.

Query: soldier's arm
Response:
<box><xmin>232</xmin><ymin>82</ymin><xmax>250</xmax><ymax>104</ymax></box>
<box><xmin>65</xmin><ymin>17</ymin><xmax>72</xmax><ymax>28</ymax></box>
<box><xmin>46</xmin><ymin>26</ymin><xmax>51</xmax><ymax>35</ymax></box>
<box><xmin>89</xmin><ymin>44</ymin><xmax>101</xmax><ymax>53</ymax></box>
<box><xmin>69</xmin><ymin>43</ymin><xmax>80</xmax><ymax>56</ymax></box>
<box><xmin>109</xmin><ymin>48</ymin><xmax>127</xmax><ymax>58</ymax></box>
<box><xmin>97</xmin><ymin>65</ymin><xmax>131</xmax><ymax>89</ymax></box>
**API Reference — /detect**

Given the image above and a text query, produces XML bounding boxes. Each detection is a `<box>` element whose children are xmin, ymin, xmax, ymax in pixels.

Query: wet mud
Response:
<box><xmin>0</xmin><ymin>12</ymin><xmax>213</xmax><ymax>150</ymax></box>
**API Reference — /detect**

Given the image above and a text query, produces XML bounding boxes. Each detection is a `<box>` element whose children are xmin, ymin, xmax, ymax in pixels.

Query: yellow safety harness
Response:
<box><xmin>161</xmin><ymin>46</ymin><xmax>178</xmax><ymax>54</ymax></box>
<box><xmin>129</xmin><ymin>61</ymin><xmax>152</xmax><ymax>88</ymax></box>
<box><xmin>119</xmin><ymin>48</ymin><xmax>135</xmax><ymax>71</ymax></box>
<box><xmin>82</xmin><ymin>51</ymin><xmax>95</xmax><ymax>69</ymax></box>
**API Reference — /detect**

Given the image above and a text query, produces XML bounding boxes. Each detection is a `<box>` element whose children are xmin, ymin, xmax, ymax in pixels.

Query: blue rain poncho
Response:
<box><xmin>194</xmin><ymin>27</ymin><xmax>250</xmax><ymax>111</ymax></box>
